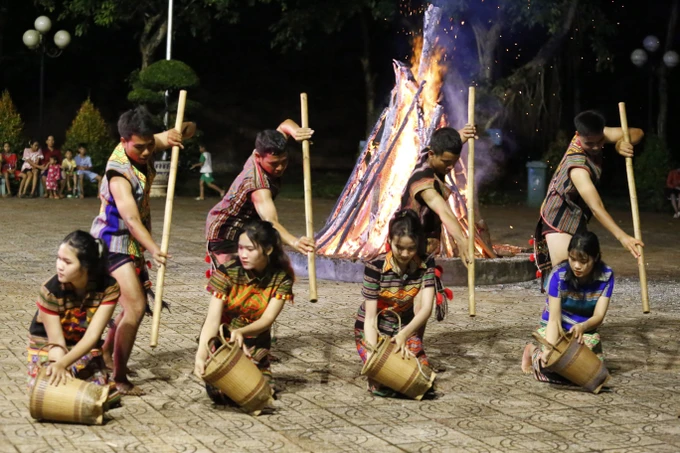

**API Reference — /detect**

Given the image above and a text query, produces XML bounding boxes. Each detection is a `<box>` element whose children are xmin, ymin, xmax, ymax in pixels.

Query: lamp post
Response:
<box><xmin>630</xmin><ymin>35</ymin><xmax>679</xmax><ymax>134</ymax></box>
<box><xmin>22</xmin><ymin>16</ymin><xmax>71</xmax><ymax>136</ymax></box>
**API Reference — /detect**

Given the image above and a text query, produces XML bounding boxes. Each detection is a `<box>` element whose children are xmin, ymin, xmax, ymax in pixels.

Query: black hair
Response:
<box><xmin>428</xmin><ymin>127</ymin><xmax>463</xmax><ymax>156</ymax></box>
<box><xmin>77</xmin><ymin>143</ymin><xmax>87</xmax><ymax>151</ymax></box>
<box><xmin>117</xmin><ymin>106</ymin><xmax>159</xmax><ymax>140</ymax></box>
<box><xmin>388</xmin><ymin>208</ymin><xmax>427</xmax><ymax>257</ymax></box>
<box><xmin>30</xmin><ymin>139</ymin><xmax>40</xmax><ymax>146</ymax></box>
<box><xmin>240</xmin><ymin>220</ymin><xmax>294</xmax><ymax>279</ymax></box>
<box><xmin>255</xmin><ymin>130</ymin><xmax>288</xmax><ymax>156</ymax></box>
<box><xmin>3</xmin><ymin>141</ymin><xmax>11</xmax><ymax>148</ymax></box>
<box><xmin>563</xmin><ymin>232</ymin><xmax>605</xmax><ymax>289</ymax></box>
<box><xmin>61</xmin><ymin>230</ymin><xmax>110</xmax><ymax>287</ymax></box>
<box><xmin>574</xmin><ymin>110</ymin><xmax>606</xmax><ymax>136</ymax></box>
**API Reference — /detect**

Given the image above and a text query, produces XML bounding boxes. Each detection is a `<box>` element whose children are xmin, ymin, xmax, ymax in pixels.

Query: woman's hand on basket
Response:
<box><xmin>391</xmin><ymin>332</ymin><xmax>408</xmax><ymax>359</ymax></box>
<box><xmin>46</xmin><ymin>361</ymin><xmax>71</xmax><ymax>386</ymax></box>
<box><xmin>568</xmin><ymin>323</ymin><xmax>585</xmax><ymax>344</ymax></box>
<box><xmin>193</xmin><ymin>358</ymin><xmax>206</xmax><ymax>379</ymax></box>
<box><xmin>229</xmin><ymin>330</ymin><xmax>252</xmax><ymax>358</ymax></box>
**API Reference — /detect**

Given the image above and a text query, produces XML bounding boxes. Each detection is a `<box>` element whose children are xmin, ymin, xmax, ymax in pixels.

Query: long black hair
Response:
<box><xmin>240</xmin><ymin>220</ymin><xmax>294</xmax><ymax>279</ymax></box>
<box><xmin>61</xmin><ymin>230</ymin><xmax>110</xmax><ymax>287</ymax></box>
<box><xmin>563</xmin><ymin>232</ymin><xmax>605</xmax><ymax>289</ymax></box>
<box><xmin>388</xmin><ymin>208</ymin><xmax>427</xmax><ymax>258</ymax></box>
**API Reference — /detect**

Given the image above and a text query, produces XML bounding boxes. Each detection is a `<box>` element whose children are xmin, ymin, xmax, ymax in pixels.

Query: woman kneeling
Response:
<box><xmin>27</xmin><ymin>230</ymin><xmax>120</xmax><ymax>408</ymax></box>
<box><xmin>522</xmin><ymin>232</ymin><xmax>614</xmax><ymax>385</ymax></box>
<box><xmin>355</xmin><ymin>209</ymin><xmax>436</xmax><ymax>397</ymax></box>
<box><xmin>194</xmin><ymin>220</ymin><xmax>294</xmax><ymax>404</ymax></box>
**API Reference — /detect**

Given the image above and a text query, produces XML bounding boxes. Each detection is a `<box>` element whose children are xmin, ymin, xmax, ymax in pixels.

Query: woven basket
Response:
<box><xmin>360</xmin><ymin>309</ymin><xmax>436</xmax><ymax>400</ymax></box>
<box><xmin>202</xmin><ymin>327</ymin><xmax>273</xmax><ymax>415</ymax></box>
<box><xmin>533</xmin><ymin>327</ymin><xmax>610</xmax><ymax>393</ymax></box>
<box><xmin>29</xmin><ymin>344</ymin><xmax>109</xmax><ymax>425</ymax></box>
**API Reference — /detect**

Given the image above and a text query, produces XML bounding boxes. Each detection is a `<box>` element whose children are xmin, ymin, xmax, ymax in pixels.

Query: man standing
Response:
<box><xmin>91</xmin><ymin>106</ymin><xmax>195</xmax><ymax>395</ymax></box>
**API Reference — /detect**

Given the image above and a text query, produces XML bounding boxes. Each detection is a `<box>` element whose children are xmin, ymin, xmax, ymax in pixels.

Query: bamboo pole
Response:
<box><xmin>467</xmin><ymin>86</ymin><xmax>476</xmax><ymax>317</ymax></box>
<box><xmin>618</xmin><ymin>102</ymin><xmax>650</xmax><ymax>313</ymax></box>
<box><xmin>300</xmin><ymin>93</ymin><xmax>318</xmax><ymax>302</ymax></box>
<box><xmin>150</xmin><ymin>90</ymin><xmax>187</xmax><ymax>347</ymax></box>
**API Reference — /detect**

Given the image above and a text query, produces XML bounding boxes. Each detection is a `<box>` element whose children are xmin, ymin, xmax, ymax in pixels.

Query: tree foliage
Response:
<box><xmin>63</xmin><ymin>98</ymin><xmax>116</xmax><ymax>171</ymax></box>
<box><xmin>34</xmin><ymin>0</ymin><xmax>241</xmax><ymax>67</ymax></box>
<box><xmin>0</xmin><ymin>90</ymin><xmax>25</xmax><ymax>148</ymax></box>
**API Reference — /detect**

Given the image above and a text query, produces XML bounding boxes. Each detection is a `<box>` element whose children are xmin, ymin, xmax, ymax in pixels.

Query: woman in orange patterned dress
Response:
<box><xmin>355</xmin><ymin>209</ymin><xmax>436</xmax><ymax>397</ymax></box>
<box><xmin>194</xmin><ymin>219</ymin><xmax>294</xmax><ymax>404</ymax></box>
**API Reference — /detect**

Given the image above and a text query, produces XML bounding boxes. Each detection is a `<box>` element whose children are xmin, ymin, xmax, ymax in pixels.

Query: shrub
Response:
<box><xmin>0</xmin><ymin>90</ymin><xmax>25</xmax><ymax>149</ymax></box>
<box><xmin>635</xmin><ymin>134</ymin><xmax>670</xmax><ymax>211</ymax></box>
<box><xmin>139</xmin><ymin>60</ymin><xmax>199</xmax><ymax>91</ymax></box>
<box><xmin>63</xmin><ymin>98</ymin><xmax>117</xmax><ymax>172</ymax></box>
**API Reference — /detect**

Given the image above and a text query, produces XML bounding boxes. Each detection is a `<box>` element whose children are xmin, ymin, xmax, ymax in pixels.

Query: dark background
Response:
<box><xmin>0</xmin><ymin>0</ymin><xmax>678</xmax><ymax>198</ymax></box>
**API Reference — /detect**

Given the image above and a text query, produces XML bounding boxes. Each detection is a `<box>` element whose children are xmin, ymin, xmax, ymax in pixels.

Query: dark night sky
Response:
<box><xmin>0</xmin><ymin>1</ymin><xmax>678</xmax><ymax>177</ymax></box>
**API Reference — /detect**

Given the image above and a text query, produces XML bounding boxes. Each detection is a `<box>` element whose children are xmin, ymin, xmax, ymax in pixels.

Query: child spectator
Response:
<box><xmin>45</xmin><ymin>155</ymin><xmax>61</xmax><ymax>199</ymax></box>
<box><xmin>665</xmin><ymin>167</ymin><xmax>680</xmax><ymax>218</ymax></box>
<box><xmin>18</xmin><ymin>140</ymin><xmax>43</xmax><ymax>198</ymax></box>
<box><xmin>190</xmin><ymin>144</ymin><xmax>225</xmax><ymax>200</ymax></box>
<box><xmin>2</xmin><ymin>141</ymin><xmax>20</xmax><ymax>197</ymax></box>
<box><xmin>60</xmin><ymin>149</ymin><xmax>78</xmax><ymax>197</ymax></box>
<box><xmin>75</xmin><ymin>144</ymin><xmax>102</xmax><ymax>198</ymax></box>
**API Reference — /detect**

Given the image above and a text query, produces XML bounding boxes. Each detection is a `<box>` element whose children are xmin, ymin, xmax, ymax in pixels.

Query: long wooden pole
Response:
<box><xmin>150</xmin><ymin>90</ymin><xmax>188</xmax><ymax>347</ymax></box>
<box><xmin>300</xmin><ymin>93</ymin><xmax>318</xmax><ymax>302</ymax></box>
<box><xmin>618</xmin><ymin>102</ymin><xmax>650</xmax><ymax>313</ymax></box>
<box><xmin>467</xmin><ymin>86</ymin><xmax>476</xmax><ymax>317</ymax></box>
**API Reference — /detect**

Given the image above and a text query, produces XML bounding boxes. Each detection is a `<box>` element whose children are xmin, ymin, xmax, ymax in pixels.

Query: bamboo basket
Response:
<box><xmin>532</xmin><ymin>328</ymin><xmax>610</xmax><ymax>393</ymax></box>
<box><xmin>202</xmin><ymin>328</ymin><xmax>273</xmax><ymax>415</ymax></box>
<box><xmin>29</xmin><ymin>345</ymin><xmax>109</xmax><ymax>425</ymax></box>
<box><xmin>360</xmin><ymin>309</ymin><xmax>436</xmax><ymax>400</ymax></box>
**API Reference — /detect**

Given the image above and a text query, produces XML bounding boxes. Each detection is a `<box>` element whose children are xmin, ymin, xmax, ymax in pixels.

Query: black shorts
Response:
<box><xmin>664</xmin><ymin>188</ymin><xmax>680</xmax><ymax>198</ymax></box>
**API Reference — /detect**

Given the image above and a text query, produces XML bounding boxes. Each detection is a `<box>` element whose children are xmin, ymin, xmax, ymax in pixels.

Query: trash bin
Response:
<box><xmin>526</xmin><ymin>161</ymin><xmax>548</xmax><ymax>208</ymax></box>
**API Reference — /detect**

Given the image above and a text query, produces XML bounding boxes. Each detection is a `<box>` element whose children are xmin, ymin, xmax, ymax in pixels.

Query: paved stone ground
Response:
<box><xmin>1</xmin><ymin>197</ymin><xmax>679</xmax><ymax>453</ymax></box>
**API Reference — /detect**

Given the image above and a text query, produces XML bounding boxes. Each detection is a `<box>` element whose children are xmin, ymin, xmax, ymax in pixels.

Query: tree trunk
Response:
<box><xmin>139</xmin><ymin>13</ymin><xmax>169</xmax><ymax>69</ymax></box>
<box><xmin>471</xmin><ymin>19</ymin><xmax>502</xmax><ymax>85</ymax></box>
<box><xmin>505</xmin><ymin>0</ymin><xmax>579</xmax><ymax>87</ymax></box>
<box><xmin>359</xmin><ymin>12</ymin><xmax>376</xmax><ymax>137</ymax></box>
<box><xmin>657</xmin><ymin>0</ymin><xmax>679</xmax><ymax>143</ymax></box>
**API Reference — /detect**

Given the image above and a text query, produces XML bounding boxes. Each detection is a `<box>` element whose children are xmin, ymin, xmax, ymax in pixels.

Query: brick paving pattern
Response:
<box><xmin>1</xmin><ymin>197</ymin><xmax>679</xmax><ymax>452</ymax></box>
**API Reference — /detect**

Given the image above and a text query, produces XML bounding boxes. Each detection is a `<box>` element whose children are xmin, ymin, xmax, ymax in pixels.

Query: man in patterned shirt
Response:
<box><xmin>205</xmin><ymin>120</ymin><xmax>315</xmax><ymax>265</ymax></box>
<box><xmin>91</xmin><ymin>106</ymin><xmax>195</xmax><ymax>395</ymax></box>
<box><xmin>534</xmin><ymin>110</ymin><xmax>644</xmax><ymax>284</ymax></box>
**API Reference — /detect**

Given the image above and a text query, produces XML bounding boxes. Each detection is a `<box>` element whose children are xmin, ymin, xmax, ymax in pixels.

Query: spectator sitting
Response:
<box><xmin>60</xmin><ymin>149</ymin><xmax>78</xmax><ymax>198</ymax></box>
<box><xmin>665</xmin><ymin>167</ymin><xmax>680</xmax><ymax>218</ymax></box>
<box><xmin>75</xmin><ymin>144</ymin><xmax>102</xmax><ymax>198</ymax></box>
<box><xmin>2</xmin><ymin>141</ymin><xmax>21</xmax><ymax>197</ymax></box>
<box><xmin>18</xmin><ymin>140</ymin><xmax>43</xmax><ymax>198</ymax></box>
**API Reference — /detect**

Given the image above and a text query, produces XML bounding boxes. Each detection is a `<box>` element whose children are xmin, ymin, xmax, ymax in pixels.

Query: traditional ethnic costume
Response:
<box><xmin>533</xmin><ymin>136</ymin><xmax>603</xmax><ymax>288</ymax></box>
<box><xmin>27</xmin><ymin>275</ymin><xmax>121</xmax><ymax>408</ymax></box>
<box><xmin>205</xmin><ymin>152</ymin><xmax>280</xmax><ymax>263</ymax></box>
<box><xmin>529</xmin><ymin>261</ymin><xmax>614</xmax><ymax>385</ymax></box>
<box><xmin>90</xmin><ymin>144</ymin><xmax>156</xmax><ymax>310</ymax></box>
<box><xmin>354</xmin><ymin>251</ymin><xmax>435</xmax><ymax>395</ymax></box>
<box><xmin>400</xmin><ymin>154</ymin><xmax>454</xmax><ymax>319</ymax></box>
<box><xmin>204</xmin><ymin>259</ymin><xmax>293</xmax><ymax>404</ymax></box>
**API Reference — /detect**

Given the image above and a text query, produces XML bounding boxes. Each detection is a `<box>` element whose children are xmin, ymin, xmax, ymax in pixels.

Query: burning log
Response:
<box><xmin>314</xmin><ymin>5</ymin><xmax>498</xmax><ymax>262</ymax></box>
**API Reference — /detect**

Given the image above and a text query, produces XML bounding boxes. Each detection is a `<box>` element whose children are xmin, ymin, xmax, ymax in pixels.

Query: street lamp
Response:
<box><xmin>22</xmin><ymin>16</ymin><xmax>71</xmax><ymax>135</ymax></box>
<box><xmin>630</xmin><ymin>35</ymin><xmax>678</xmax><ymax>133</ymax></box>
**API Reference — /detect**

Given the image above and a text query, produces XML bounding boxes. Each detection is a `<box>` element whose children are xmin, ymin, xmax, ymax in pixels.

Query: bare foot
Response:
<box><xmin>115</xmin><ymin>379</ymin><xmax>145</xmax><ymax>396</ymax></box>
<box><xmin>521</xmin><ymin>344</ymin><xmax>536</xmax><ymax>374</ymax></box>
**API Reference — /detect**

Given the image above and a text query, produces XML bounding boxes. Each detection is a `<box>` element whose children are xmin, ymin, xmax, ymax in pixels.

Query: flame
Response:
<box><xmin>314</xmin><ymin>8</ymin><xmax>489</xmax><ymax>260</ymax></box>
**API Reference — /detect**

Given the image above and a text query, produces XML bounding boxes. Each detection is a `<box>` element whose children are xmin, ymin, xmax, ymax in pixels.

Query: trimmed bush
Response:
<box><xmin>139</xmin><ymin>60</ymin><xmax>200</xmax><ymax>91</ymax></box>
<box><xmin>636</xmin><ymin>134</ymin><xmax>671</xmax><ymax>211</ymax></box>
<box><xmin>0</xmin><ymin>90</ymin><xmax>25</xmax><ymax>148</ymax></box>
<box><xmin>63</xmin><ymin>98</ymin><xmax>117</xmax><ymax>171</ymax></box>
